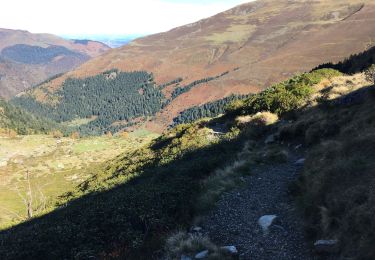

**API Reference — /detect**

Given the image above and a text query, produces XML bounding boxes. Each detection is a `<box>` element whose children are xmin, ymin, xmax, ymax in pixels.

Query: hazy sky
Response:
<box><xmin>0</xmin><ymin>0</ymin><xmax>251</xmax><ymax>36</ymax></box>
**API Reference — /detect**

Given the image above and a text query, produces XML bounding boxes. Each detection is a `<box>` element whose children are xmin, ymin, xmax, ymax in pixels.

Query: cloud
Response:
<box><xmin>0</xmin><ymin>0</ymin><xmax>251</xmax><ymax>35</ymax></box>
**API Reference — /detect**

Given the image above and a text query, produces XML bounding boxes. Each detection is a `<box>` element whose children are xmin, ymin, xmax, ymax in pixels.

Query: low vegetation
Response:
<box><xmin>0</xmin><ymin>131</ymin><xmax>157</xmax><ymax>229</ymax></box>
<box><xmin>0</xmin><ymin>68</ymin><xmax>337</xmax><ymax>259</ymax></box>
<box><xmin>1</xmin><ymin>65</ymin><xmax>374</xmax><ymax>259</ymax></box>
<box><xmin>226</xmin><ymin>69</ymin><xmax>342</xmax><ymax>116</ymax></box>
<box><xmin>278</xmin><ymin>81</ymin><xmax>375</xmax><ymax>259</ymax></box>
<box><xmin>165</xmin><ymin>231</ymin><xmax>233</xmax><ymax>260</ymax></box>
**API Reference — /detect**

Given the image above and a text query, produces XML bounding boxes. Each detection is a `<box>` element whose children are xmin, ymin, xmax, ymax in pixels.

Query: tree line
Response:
<box><xmin>314</xmin><ymin>45</ymin><xmax>375</xmax><ymax>74</ymax></box>
<box><xmin>172</xmin><ymin>94</ymin><xmax>249</xmax><ymax>126</ymax></box>
<box><xmin>171</xmin><ymin>71</ymin><xmax>229</xmax><ymax>99</ymax></box>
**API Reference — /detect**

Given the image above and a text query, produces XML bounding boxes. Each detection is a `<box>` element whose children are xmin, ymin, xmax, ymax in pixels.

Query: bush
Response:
<box><xmin>364</xmin><ymin>64</ymin><xmax>375</xmax><ymax>84</ymax></box>
<box><xmin>230</xmin><ymin>69</ymin><xmax>342</xmax><ymax>117</ymax></box>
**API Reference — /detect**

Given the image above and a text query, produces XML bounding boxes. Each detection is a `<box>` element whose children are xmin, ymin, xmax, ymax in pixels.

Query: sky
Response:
<box><xmin>0</xmin><ymin>0</ymin><xmax>251</xmax><ymax>37</ymax></box>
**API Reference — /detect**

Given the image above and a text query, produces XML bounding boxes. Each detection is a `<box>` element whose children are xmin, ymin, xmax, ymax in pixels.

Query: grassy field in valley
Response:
<box><xmin>0</xmin><ymin>130</ymin><xmax>158</xmax><ymax>228</ymax></box>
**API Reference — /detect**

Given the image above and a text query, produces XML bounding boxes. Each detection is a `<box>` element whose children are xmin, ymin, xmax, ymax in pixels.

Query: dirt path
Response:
<box><xmin>199</xmin><ymin>151</ymin><xmax>315</xmax><ymax>260</ymax></box>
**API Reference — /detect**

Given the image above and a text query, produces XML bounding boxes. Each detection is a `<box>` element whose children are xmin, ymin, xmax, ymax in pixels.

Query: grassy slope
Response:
<box><xmin>0</xmin><ymin>131</ymin><xmax>157</xmax><ymax>229</ymax></box>
<box><xmin>0</xmin><ymin>69</ymin><xmax>345</xmax><ymax>259</ymax></box>
<box><xmin>279</xmin><ymin>82</ymin><xmax>375</xmax><ymax>259</ymax></box>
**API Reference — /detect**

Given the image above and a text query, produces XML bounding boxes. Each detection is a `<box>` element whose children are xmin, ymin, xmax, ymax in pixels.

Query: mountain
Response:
<box><xmin>17</xmin><ymin>0</ymin><xmax>375</xmax><ymax>132</ymax></box>
<box><xmin>0</xmin><ymin>28</ymin><xmax>110</xmax><ymax>98</ymax></box>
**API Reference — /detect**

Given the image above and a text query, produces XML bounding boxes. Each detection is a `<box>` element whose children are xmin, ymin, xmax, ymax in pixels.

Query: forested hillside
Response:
<box><xmin>1</xmin><ymin>44</ymin><xmax>88</xmax><ymax>64</ymax></box>
<box><xmin>13</xmin><ymin>70</ymin><xmax>240</xmax><ymax>135</ymax></box>
<box><xmin>12</xmin><ymin>70</ymin><xmax>165</xmax><ymax>135</ymax></box>
<box><xmin>172</xmin><ymin>94</ymin><xmax>249</xmax><ymax>126</ymax></box>
<box><xmin>0</xmin><ymin>98</ymin><xmax>59</xmax><ymax>135</ymax></box>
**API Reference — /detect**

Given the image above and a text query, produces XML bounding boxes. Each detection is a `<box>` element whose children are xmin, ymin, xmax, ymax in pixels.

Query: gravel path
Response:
<box><xmin>200</xmin><ymin>152</ymin><xmax>315</xmax><ymax>260</ymax></box>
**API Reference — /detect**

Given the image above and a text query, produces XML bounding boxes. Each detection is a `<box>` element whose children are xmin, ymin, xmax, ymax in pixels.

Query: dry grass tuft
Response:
<box><xmin>164</xmin><ymin>231</ymin><xmax>235</xmax><ymax>260</ymax></box>
<box><xmin>236</xmin><ymin>111</ymin><xmax>278</xmax><ymax>127</ymax></box>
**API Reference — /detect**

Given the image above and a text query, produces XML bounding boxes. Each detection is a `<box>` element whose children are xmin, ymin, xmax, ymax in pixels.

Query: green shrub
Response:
<box><xmin>227</xmin><ymin>69</ymin><xmax>342</xmax><ymax>117</ymax></box>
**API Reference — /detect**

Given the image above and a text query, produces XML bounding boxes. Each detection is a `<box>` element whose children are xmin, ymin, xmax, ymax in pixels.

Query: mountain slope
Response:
<box><xmin>0</xmin><ymin>28</ymin><xmax>110</xmax><ymax>98</ymax></box>
<box><xmin>0</xmin><ymin>98</ymin><xmax>59</xmax><ymax>134</ymax></box>
<box><xmin>22</xmin><ymin>0</ymin><xmax>375</xmax><ymax>131</ymax></box>
<box><xmin>2</xmin><ymin>66</ymin><xmax>375</xmax><ymax>259</ymax></box>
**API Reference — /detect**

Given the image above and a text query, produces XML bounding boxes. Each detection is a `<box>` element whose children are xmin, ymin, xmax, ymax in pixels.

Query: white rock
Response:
<box><xmin>294</xmin><ymin>158</ymin><xmax>305</xmax><ymax>165</ymax></box>
<box><xmin>221</xmin><ymin>246</ymin><xmax>238</xmax><ymax>255</ymax></box>
<box><xmin>0</xmin><ymin>160</ymin><xmax>8</xmax><ymax>167</ymax></box>
<box><xmin>195</xmin><ymin>250</ymin><xmax>209</xmax><ymax>259</ymax></box>
<box><xmin>314</xmin><ymin>240</ymin><xmax>339</xmax><ymax>254</ymax></box>
<box><xmin>192</xmin><ymin>226</ymin><xmax>202</xmax><ymax>232</ymax></box>
<box><xmin>258</xmin><ymin>215</ymin><xmax>277</xmax><ymax>233</ymax></box>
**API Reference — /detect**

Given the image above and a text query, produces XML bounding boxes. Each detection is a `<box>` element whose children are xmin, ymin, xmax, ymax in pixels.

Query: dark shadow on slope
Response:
<box><xmin>278</xmin><ymin>85</ymin><xmax>375</xmax><ymax>259</ymax></box>
<box><xmin>0</xmin><ymin>129</ymin><xmax>248</xmax><ymax>259</ymax></box>
<box><xmin>2</xmin><ymin>85</ymin><xmax>375</xmax><ymax>260</ymax></box>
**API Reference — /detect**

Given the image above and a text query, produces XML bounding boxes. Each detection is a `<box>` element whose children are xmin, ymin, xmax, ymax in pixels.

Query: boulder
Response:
<box><xmin>191</xmin><ymin>226</ymin><xmax>202</xmax><ymax>233</ymax></box>
<box><xmin>294</xmin><ymin>158</ymin><xmax>305</xmax><ymax>165</ymax></box>
<box><xmin>220</xmin><ymin>246</ymin><xmax>238</xmax><ymax>255</ymax></box>
<box><xmin>195</xmin><ymin>250</ymin><xmax>209</xmax><ymax>259</ymax></box>
<box><xmin>258</xmin><ymin>215</ymin><xmax>278</xmax><ymax>234</ymax></box>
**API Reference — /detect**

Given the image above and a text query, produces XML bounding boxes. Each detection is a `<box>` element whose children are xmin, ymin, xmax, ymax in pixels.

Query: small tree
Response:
<box><xmin>365</xmin><ymin>64</ymin><xmax>375</xmax><ymax>84</ymax></box>
<box><xmin>13</xmin><ymin>170</ymin><xmax>49</xmax><ymax>220</ymax></box>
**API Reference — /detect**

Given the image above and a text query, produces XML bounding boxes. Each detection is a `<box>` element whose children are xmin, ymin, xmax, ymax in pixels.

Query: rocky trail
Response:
<box><xmin>198</xmin><ymin>150</ymin><xmax>317</xmax><ymax>260</ymax></box>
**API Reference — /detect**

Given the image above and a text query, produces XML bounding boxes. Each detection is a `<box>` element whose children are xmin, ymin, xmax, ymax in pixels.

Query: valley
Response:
<box><xmin>0</xmin><ymin>130</ymin><xmax>157</xmax><ymax>228</ymax></box>
<box><xmin>1</xmin><ymin>0</ymin><xmax>375</xmax><ymax>259</ymax></box>
<box><xmin>0</xmin><ymin>28</ymin><xmax>110</xmax><ymax>99</ymax></box>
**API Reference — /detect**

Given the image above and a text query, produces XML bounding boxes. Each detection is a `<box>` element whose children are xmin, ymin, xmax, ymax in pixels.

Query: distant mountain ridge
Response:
<box><xmin>14</xmin><ymin>0</ymin><xmax>375</xmax><ymax>132</ymax></box>
<box><xmin>0</xmin><ymin>28</ymin><xmax>110</xmax><ymax>99</ymax></box>
<box><xmin>66</xmin><ymin>35</ymin><xmax>143</xmax><ymax>48</ymax></box>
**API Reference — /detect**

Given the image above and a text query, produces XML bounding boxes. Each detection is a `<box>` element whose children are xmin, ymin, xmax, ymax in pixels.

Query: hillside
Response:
<box><xmin>0</xmin><ymin>98</ymin><xmax>60</xmax><ymax>135</ymax></box>
<box><xmin>0</xmin><ymin>28</ymin><xmax>110</xmax><ymax>98</ymax></box>
<box><xmin>19</xmin><ymin>0</ymin><xmax>375</xmax><ymax>131</ymax></box>
<box><xmin>4</xmin><ymin>65</ymin><xmax>375</xmax><ymax>259</ymax></box>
